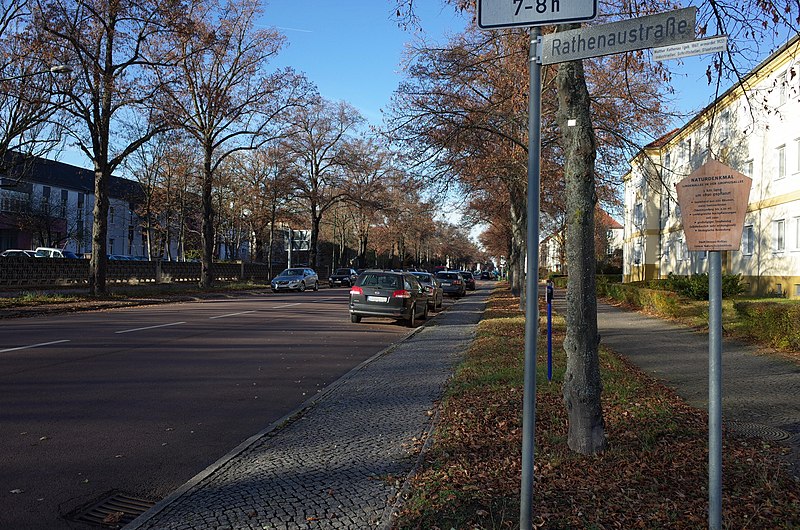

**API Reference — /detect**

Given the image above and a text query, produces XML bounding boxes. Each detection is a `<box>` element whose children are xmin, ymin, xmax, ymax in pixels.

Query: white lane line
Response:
<box><xmin>0</xmin><ymin>339</ymin><xmax>71</xmax><ymax>353</ymax></box>
<box><xmin>272</xmin><ymin>303</ymin><xmax>302</xmax><ymax>309</ymax></box>
<box><xmin>209</xmin><ymin>310</ymin><xmax>257</xmax><ymax>320</ymax></box>
<box><xmin>115</xmin><ymin>322</ymin><xmax>186</xmax><ymax>334</ymax></box>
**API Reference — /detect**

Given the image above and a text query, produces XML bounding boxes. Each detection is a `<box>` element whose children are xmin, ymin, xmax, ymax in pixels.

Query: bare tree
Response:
<box><xmin>33</xmin><ymin>0</ymin><xmax>175</xmax><ymax>295</ymax></box>
<box><xmin>0</xmin><ymin>0</ymin><xmax>68</xmax><ymax>184</ymax></box>
<box><xmin>283</xmin><ymin>97</ymin><xmax>364</xmax><ymax>270</ymax></box>
<box><xmin>157</xmin><ymin>0</ymin><xmax>310</xmax><ymax>287</ymax></box>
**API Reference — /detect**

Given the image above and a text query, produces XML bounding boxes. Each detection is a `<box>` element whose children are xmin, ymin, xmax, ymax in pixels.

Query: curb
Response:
<box><xmin>123</xmin><ymin>303</ymin><xmax>443</xmax><ymax>530</ymax></box>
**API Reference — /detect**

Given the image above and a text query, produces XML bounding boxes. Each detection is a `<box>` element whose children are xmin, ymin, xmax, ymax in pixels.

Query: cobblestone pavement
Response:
<box><xmin>125</xmin><ymin>289</ymin><xmax>489</xmax><ymax>530</ymax></box>
<box><xmin>556</xmin><ymin>290</ymin><xmax>800</xmax><ymax>478</ymax></box>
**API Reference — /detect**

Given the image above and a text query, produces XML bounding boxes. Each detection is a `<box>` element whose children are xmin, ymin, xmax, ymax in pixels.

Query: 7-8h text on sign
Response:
<box><xmin>478</xmin><ymin>0</ymin><xmax>597</xmax><ymax>29</ymax></box>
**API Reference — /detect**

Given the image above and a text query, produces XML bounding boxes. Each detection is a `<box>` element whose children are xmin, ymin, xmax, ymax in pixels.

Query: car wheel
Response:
<box><xmin>422</xmin><ymin>303</ymin><xmax>428</xmax><ymax>320</ymax></box>
<box><xmin>351</xmin><ymin>314</ymin><xmax>361</xmax><ymax>323</ymax></box>
<box><xmin>313</xmin><ymin>281</ymin><xmax>319</xmax><ymax>291</ymax></box>
<box><xmin>408</xmin><ymin>304</ymin><xmax>416</xmax><ymax>328</ymax></box>
<box><xmin>299</xmin><ymin>282</ymin><xmax>306</xmax><ymax>292</ymax></box>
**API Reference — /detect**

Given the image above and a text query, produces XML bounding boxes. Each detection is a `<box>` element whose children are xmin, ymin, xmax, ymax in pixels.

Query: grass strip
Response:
<box><xmin>395</xmin><ymin>286</ymin><xmax>799</xmax><ymax>529</ymax></box>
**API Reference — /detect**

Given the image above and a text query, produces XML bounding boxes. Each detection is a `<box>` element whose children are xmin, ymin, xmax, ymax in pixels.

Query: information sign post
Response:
<box><xmin>676</xmin><ymin>160</ymin><xmax>752</xmax><ymax>530</ymax></box>
<box><xmin>477</xmin><ymin>2</ymin><xmax>597</xmax><ymax>528</ymax></box>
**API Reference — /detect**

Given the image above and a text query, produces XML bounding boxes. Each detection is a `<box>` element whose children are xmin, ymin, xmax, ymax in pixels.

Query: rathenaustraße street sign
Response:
<box><xmin>541</xmin><ymin>7</ymin><xmax>696</xmax><ymax>64</ymax></box>
<box><xmin>478</xmin><ymin>0</ymin><xmax>597</xmax><ymax>29</ymax></box>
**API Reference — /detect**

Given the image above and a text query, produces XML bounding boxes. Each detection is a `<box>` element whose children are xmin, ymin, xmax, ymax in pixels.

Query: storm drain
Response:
<box><xmin>68</xmin><ymin>491</ymin><xmax>156</xmax><ymax>528</ymax></box>
<box><xmin>725</xmin><ymin>422</ymin><xmax>792</xmax><ymax>442</ymax></box>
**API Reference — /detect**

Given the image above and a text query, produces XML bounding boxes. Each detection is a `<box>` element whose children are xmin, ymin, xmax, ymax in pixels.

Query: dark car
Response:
<box><xmin>411</xmin><ymin>271</ymin><xmax>443</xmax><ymax>311</ymax></box>
<box><xmin>271</xmin><ymin>267</ymin><xmax>319</xmax><ymax>292</ymax></box>
<box><xmin>329</xmin><ymin>267</ymin><xmax>359</xmax><ymax>287</ymax></box>
<box><xmin>460</xmin><ymin>270</ymin><xmax>476</xmax><ymax>290</ymax></box>
<box><xmin>349</xmin><ymin>270</ymin><xmax>428</xmax><ymax>327</ymax></box>
<box><xmin>435</xmin><ymin>271</ymin><xmax>467</xmax><ymax>298</ymax></box>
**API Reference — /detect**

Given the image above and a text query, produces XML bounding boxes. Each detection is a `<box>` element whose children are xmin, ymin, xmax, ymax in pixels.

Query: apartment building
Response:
<box><xmin>622</xmin><ymin>36</ymin><xmax>800</xmax><ymax>299</ymax></box>
<box><xmin>0</xmin><ymin>156</ymin><xmax>146</xmax><ymax>257</ymax></box>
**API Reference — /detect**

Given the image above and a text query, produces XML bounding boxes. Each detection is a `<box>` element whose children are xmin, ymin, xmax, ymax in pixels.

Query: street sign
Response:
<box><xmin>653</xmin><ymin>35</ymin><xmax>728</xmax><ymax>61</ymax></box>
<box><xmin>675</xmin><ymin>160</ymin><xmax>752</xmax><ymax>251</ymax></box>
<box><xmin>478</xmin><ymin>0</ymin><xmax>597</xmax><ymax>29</ymax></box>
<box><xmin>541</xmin><ymin>7</ymin><xmax>696</xmax><ymax>64</ymax></box>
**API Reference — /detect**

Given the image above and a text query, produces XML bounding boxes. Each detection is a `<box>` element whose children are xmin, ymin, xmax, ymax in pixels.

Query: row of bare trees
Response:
<box><xmin>390</xmin><ymin>0</ymin><xmax>800</xmax><ymax>460</ymax></box>
<box><xmin>0</xmin><ymin>0</ymin><xmax>486</xmax><ymax>295</ymax></box>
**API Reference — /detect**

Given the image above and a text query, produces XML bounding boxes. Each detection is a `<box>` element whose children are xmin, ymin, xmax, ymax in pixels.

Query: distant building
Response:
<box><xmin>622</xmin><ymin>36</ymin><xmax>800</xmax><ymax>299</ymax></box>
<box><xmin>0</xmin><ymin>156</ymin><xmax>145</xmax><ymax>257</ymax></box>
<box><xmin>540</xmin><ymin>208</ymin><xmax>623</xmax><ymax>274</ymax></box>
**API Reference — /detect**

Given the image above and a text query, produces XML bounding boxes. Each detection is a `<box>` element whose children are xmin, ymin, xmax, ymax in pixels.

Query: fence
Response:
<box><xmin>0</xmin><ymin>258</ymin><xmax>275</xmax><ymax>287</ymax></box>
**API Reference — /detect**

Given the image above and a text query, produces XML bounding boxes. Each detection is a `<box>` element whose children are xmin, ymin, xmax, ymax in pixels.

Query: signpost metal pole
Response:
<box><xmin>708</xmin><ymin>251</ymin><xmax>722</xmax><ymax>529</ymax></box>
<box><xmin>520</xmin><ymin>25</ymin><xmax>542</xmax><ymax>530</ymax></box>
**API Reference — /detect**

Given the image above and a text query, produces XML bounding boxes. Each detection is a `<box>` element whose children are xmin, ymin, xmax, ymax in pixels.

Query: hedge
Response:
<box><xmin>733</xmin><ymin>301</ymin><xmax>800</xmax><ymax>351</ymax></box>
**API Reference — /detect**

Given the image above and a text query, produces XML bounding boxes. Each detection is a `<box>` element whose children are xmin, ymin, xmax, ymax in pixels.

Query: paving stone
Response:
<box><xmin>125</xmin><ymin>291</ymin><xmax>489</xmax><ymax>530</ymax></box>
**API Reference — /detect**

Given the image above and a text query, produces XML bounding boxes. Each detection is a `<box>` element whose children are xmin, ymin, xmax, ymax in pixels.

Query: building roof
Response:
<box><xmin>597</xmin><ymin>209</ymin><xmax>623</xmax><ymax>230</ymax></box>
<box><xmin>1</xmin><ymin>153</ymin><xmax>143</xmax><ymax>202</ymax></box>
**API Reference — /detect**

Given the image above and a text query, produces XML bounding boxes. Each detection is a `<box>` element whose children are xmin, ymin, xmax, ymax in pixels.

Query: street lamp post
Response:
<box><xmin>0</xmin><ymin>64</ymin><xmax>73</xmax><ymax>83</ymax></box>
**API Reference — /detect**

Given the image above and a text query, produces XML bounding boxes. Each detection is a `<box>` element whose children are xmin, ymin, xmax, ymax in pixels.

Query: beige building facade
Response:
<box><xmin>623</xmin><ymin>36</ymin><xmax>800</xmax><ymax>299</ymax></box>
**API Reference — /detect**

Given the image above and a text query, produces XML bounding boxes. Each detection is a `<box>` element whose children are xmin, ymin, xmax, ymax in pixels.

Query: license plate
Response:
<box><xmin>441</xmin><ymin>282</ymin><xmax>451</xmax><ymax>286</ymax></box>
<box><xmin>367</xmin><ymin>296</ymin><xmax>388</xmax><ymax>303</ymax></box>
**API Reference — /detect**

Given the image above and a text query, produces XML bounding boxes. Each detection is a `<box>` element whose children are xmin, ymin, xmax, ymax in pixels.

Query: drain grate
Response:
<box><xmin>725</xmin><ymin>422</ymin><xmax>792</xmax><ymax>442</ymax></box>
<box><xmin>69</xmin><ymin>491</ymin><xmax>155</xmax><ymax>528</ymax></box>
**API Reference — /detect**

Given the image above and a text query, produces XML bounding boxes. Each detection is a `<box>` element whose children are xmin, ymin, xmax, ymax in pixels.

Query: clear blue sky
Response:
<box><xmin>261</xmin><ymin>1</ymin><xmax>470</xmax><ymax>126</ymax></box>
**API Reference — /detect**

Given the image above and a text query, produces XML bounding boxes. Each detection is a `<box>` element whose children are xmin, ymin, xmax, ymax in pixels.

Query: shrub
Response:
<box><xmin>597</xmin><ymin>281</ymin><xmax>685</xmax><ymax>318</ymax></box>
<box><xmin>662</xmin><ymin>273</ymin><xmax>745</xmax><ymax>300</ymax></box>
<box><xmin>734</xmin><ymin>301</ymin><xmax>800</xmax><ymax>350</ymax></box>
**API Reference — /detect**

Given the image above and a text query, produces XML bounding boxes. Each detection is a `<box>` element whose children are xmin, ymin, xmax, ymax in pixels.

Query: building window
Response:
<box><xmin>633</xmin><ymin>241</ymin><xmax>642</xmax><ymax>265</ymax></box>
<box><xmin>676</xmin><ymin>239</ymin><xmax>684</xmax><ymax>261</ymax></box>
<box><xmin>745</xmin><ymin>159</ymin><xmax>754</xmax><ymax>177</ymax></box>
<box><xmin>664</xmin><ymin>151</ymin><xmax>671</xmax><ymax>170</ymax></box>
<box><xmin>777</xmin><ymin>145</ymin><xmax>786</xmax><ymax>179</ymax></box>
<box><xmin>779</xmin><ymin>71</ymin><xmax>787</xmax><ymax>105</ymax></box>
<box><xmin>774</xmin><ymin>219</ymin><xmax>785</xmax><ymax>252</ymax></box>
<box><xmin>60</xmin><ymin>190</ymin><xmax>68</xmax><ymax>218</ymax></box>
<box><xmin>794</xmin><ymin>216</ymin><xmax>800</xmax><ymax>250</ymax></box>
<box><xmin>720</xmin><ymin>110</ymin><xmax>730</xmax><ymax>141</ymax></box>
<box><xmin>742</xmin><ymin>225</ymin><xmax>755</xmax><ymax>255</ymax></box>
<box><xmin>795</xmin><ymin>284</ymin><xmax>800</xmax><ymax>297</ymax></box>
<box><xmin>633</xmin><ymin>203</ymin><xmax>644</xmax><ymax>227</ymax></box>
<box><xmin>109</xmin><ymin>238</ymin><xmax>115</xmax><ymax>254</ymax></box>
<box><xmin>795</xmin><ymin>138</ymin><xmax>800</xmax><ymax>174</ymax></box>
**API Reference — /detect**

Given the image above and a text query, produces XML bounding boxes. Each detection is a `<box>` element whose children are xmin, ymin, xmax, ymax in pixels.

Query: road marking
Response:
<box><xmin>0</xmin><ymin>339</ymin><xmax>71</xmax><ymax>353</ymax></box>
<box><xmin>115</xmin><ymin>322</ymin><xmax>186</xmax><ymax>334</ymax></box>
<box><xmin>209</xmin><ymin>310</ymin><xmax>257</xmax><ymax>320</ymax></box>
<box><xmin>313</xmin><ymin>297</ymin><xmax>340</xmax><ymax>303</ymax></box>
<box><xmin>272</xmin><ymin>303</ymin><xmax>302</xmax><ymax>309</ymax></box>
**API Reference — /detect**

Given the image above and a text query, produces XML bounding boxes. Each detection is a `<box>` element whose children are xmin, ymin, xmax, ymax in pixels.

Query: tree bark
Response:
<box><xmin>556</xmin><ymin>50</ymin><xmax>606</xmax><ymax>455</ymax></box>
<box><xmin>200</xmin><ymin>147</ymin><xmax>214</xmax><ymax>288</ymax></box>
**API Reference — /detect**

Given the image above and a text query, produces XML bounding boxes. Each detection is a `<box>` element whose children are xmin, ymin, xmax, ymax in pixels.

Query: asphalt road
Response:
<box><xmin>0</xmin><ymin>288</ymin><xmax>438</xmax><ymax>530</ymax></box>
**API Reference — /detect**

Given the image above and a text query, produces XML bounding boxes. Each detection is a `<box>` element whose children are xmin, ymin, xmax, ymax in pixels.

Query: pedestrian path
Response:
<box><xmin>554</xmin><ymin>289</ymin><xmax>800</xmax><ymax>478</ymax></box>
<box><xmin>125</xmin><ymin>289</ymin><xmax>489</xmax><ymax>530</ymax></box>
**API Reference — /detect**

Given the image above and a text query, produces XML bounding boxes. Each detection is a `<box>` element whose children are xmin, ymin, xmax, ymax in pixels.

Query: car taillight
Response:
<box><xmin>392</xmin><ymin>289</ymin><xmax>412</xmax><ymax>298</ymax></box>
<box><xmin>350</xmin><ymin>286</ymin><xmax>363</xmax><ymax>295</ymax></box>
<box><xmin>453</xmin><ymin>280</ymin><xmax>462</xmax><ymax>285</ymax></box>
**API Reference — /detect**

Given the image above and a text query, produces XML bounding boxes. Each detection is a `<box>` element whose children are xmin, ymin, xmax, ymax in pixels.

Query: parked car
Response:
<box><xmin>349</xmin><ymin>270</ymin><xmax>428</xmax><ymax>326</ymax></box>
<box><xmin>271</xmin><ymin>267</ymin><xmax>319</xmax><ymax>292</ymax></box>
<box><xmin>460</xmin><ymin>270</ymin><xmax>476</xmax><ymax>290</ymax></box>
<box><xmin>0</xmin><ymin>249</ymin><xmax>36</xmax><ymax>257</ymax></box>
<box><xmin>435</xmin><ymin>270</ymin><xmax>467</xmax><ymax>298</ymax></box>
<box><xmin>411</xmin><ymin>271</ymin><xmax>443</xmax><ymax>311</ymax></box>
<box><xmin>34</xmin><ymin>247</ymin><xmax>80</xmax><ymax>259</ymax></box>
<box><xmin>329</xmin><ymin>267</ymin><xmax>359</xmax><ymax>287</ymax></box>
<box><xmin>480</xmin><ymin>270</ymin><xmax>494</xmax><ymax>280</ymax></box>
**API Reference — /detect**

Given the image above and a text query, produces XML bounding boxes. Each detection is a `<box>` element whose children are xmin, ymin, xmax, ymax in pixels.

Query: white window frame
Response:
<box><xmin>794</xmin><ymin>216</ymin><xmax>800</xmax><ymax>251</ymax></box>
<box><xmin>777</xmin><ymin>144</ymin><xmax>786</xmax><ymax>179</ymax></box>
<box><xmin>774</xmin><ymin>219</ymin><xmax>786</xmax><ymax>252</ymax></box>
<box><xmin>795</xmin><ymin>137</ymin><xmax>800</xmax><ymax>174</ymax></box>
<box><xmin>742</xmin><ymin>225</ymin><xmax>755</xmax><ymax>255</ymax></box>
<box><xmin>676</xmin><ymin>238</ymin><xmax>684</xmax><ymax>261</ymax></box>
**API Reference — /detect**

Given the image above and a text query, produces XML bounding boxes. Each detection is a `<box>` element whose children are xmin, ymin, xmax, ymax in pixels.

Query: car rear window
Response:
<box><xmin>359</xmin><ymin>273</ymin><xmax>402</xmax><ymax>289</ymax></box>
<box><xmin>436</xmin><ymin>272</ymin><xmax>459</xmax><ymax>280</ymax></box>
<box><xmin>335</xmin><ymin>269</ymin><xmax>351</xmax><ymax>275</ymax></box>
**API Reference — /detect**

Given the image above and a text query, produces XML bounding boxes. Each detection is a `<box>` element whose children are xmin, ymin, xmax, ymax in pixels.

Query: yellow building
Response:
<box><xmin>623</xmin><ymin>36</ymin><xmax>800</xmax><ymax>299</ymax></box>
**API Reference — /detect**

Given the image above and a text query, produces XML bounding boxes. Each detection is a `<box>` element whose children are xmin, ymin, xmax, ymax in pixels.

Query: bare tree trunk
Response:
<box><xmin>200</xmin><ymin>148</ymin><xmax>214</xmax><ymax>288</ymax></box>
<box><xmin>89</xmin><ymin>163</ymin><xmax>109</xmax><ymax>296</ymax></box>
<box><xmin>557</xmin><ymin>50</ymin><xmax>605</xmax><ymax>455</ymax></box>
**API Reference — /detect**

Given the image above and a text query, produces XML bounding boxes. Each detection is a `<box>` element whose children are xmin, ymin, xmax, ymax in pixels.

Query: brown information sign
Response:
<box><xmin>676</xmin><ymin>160</ymin><xmax>752</xmax><ymax>251</ymax></box>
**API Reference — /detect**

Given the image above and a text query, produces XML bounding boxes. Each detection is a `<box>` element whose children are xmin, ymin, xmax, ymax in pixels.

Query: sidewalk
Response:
<box><xmin>555</xmin><ymin>290</ymin><xmax>800</xmax><ymax>478</ymax></box>
<box><xmin>125</xmin><ymin>289</ymin><xmax>490</xmax><ymax>530</ymax></box>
